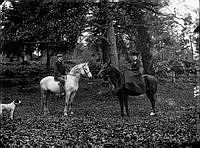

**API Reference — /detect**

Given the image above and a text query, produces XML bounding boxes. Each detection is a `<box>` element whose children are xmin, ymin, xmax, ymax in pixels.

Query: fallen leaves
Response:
<box><xmin>0</xmin><ymin>79</ymin><xmax>198</xmax><ymax>147</ymax></box>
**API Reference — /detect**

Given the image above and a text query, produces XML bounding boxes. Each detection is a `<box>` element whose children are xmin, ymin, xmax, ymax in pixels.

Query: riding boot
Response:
<box><xmin>59</xmin><ymin>82</ymin><xmax>65</xmax><ymax>97</ymax></box>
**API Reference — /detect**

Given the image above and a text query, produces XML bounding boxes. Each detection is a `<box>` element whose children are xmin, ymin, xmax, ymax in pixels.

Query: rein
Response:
<box><xmin>66</xmin><ymin>64</ymin><xmax>87</xmax><ymax>79</ymax></box>
<box><xmin>63</xmin><ymin>63</ymin><xmax>91</xmax><ymax>80</ymax></box>
<box><xmin>66</xmin><ymin>73</ymin><xmax>80</xmax><ymax>78</ymax></box>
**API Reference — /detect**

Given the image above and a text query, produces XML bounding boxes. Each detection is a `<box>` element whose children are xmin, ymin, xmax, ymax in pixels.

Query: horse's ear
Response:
<box><xmin>107</xmin><ymin>59</ymin><xmax>111</xmax><ymax>65</ymax></box>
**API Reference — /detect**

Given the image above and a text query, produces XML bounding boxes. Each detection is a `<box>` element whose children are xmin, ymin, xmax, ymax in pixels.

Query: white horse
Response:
<box><xmin>40</xmin><ymin>62</ymin><xmax>92</xmax><ymax>116</ymax></box>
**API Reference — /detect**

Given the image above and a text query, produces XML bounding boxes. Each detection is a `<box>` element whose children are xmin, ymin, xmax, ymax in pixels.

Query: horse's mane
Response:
<box><xmin>110</xmin><ymin>64</ymin><xmax>121</xmax><ymax>78</ymax></box>
<box><xmin>108</xmin><ymin>64</ymin><xmax>122</xmax><ymax>87</ymax></box>
<box><xmin>70</xmin><ymin>63</ymin><xmax>84</xmax><ymax>73</ymax></box>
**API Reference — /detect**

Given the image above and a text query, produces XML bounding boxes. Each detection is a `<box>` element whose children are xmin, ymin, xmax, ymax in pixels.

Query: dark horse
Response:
<box><xmin>97</xmin><ymin>61</ymin><xmax>158</xmax><ymax>117</ymax></box>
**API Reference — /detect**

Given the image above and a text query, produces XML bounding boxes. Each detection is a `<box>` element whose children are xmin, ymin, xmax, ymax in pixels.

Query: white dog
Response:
<box><xmin>0</xmin><ymin>99</ymin><xmax>21</xmax><ymax>119</ymax></box>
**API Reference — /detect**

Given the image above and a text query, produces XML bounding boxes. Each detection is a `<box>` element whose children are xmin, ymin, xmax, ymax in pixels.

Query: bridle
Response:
<box><xmin>101</xmin><ymin>64</ymin><xmax>121</xmax><ymax>79</ymax></box>
<box><xmin>82</xmin><ymin>63</ymin><xmax>90</xmax><ymax>76</ymax></box>
<box><xmin>66</xmin><ymin>63</ymin><xmax>90</xmax><ymax>78</ymax></box>
<box><xmin>66</xmin><ymin>73</ymin><xmax>80</xmax><ymax>78</ymax></box>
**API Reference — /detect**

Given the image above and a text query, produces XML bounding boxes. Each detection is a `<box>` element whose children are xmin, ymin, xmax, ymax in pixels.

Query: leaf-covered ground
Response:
<box><xmin>0</xmin><ymin>79</ymin><xmax>199</xmax><ymax>147</ymax></box>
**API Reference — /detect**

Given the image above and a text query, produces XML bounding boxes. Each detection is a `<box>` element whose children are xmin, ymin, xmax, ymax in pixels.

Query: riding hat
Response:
<box><xmin>57</xmin><ymin>53</ymin><xmax>63</xmax><ymax>58</ymax></box>
<box><xmin>129</xmin><ymin>50</ymin><xmax>139</xmax><ymax>56</ymax></box>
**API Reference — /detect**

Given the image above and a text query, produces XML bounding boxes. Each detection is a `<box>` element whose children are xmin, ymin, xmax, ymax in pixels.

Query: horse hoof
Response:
<box><xmin>150</xmin><ymin>112</ymin><xmax>155</xmax><ymax>116</ymax></box>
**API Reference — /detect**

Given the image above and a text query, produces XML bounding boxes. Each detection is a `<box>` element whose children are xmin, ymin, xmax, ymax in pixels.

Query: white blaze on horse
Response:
<box><xmin>40</xmin><ymin>62</ymin><xmax>92</xmax><ymax>116</ymax></box>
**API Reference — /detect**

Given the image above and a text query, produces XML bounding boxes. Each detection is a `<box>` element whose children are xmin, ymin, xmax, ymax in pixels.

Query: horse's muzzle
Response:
<box><xmin>88</xmin><ymin>73</ymin><xmax>93</xmax><ymax>79</ymax></box>
<box><xmin>88</xmin><ymin>75</ymin><xmax>93</xmax><ymax>80</ymax></box>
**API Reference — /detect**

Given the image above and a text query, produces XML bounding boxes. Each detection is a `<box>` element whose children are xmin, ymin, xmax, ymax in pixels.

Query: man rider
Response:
<box><xmin>54</xmin><ymin>53</ymin><xmax>69</xmax><ymax>96</ymax></box>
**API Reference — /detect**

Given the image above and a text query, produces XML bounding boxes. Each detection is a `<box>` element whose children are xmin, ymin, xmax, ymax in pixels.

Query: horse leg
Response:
<box><xmin>123</xmin><ymin>94</ymin><xmax>129</xmax><ymax>117</ymax></box>
<box><xmin>44</xmin><ymin>91</ymin><xmax>50</xmax><ymax>115</ymax></box>
<box><xmin>64</xmin><ymin>92</ymin><xmax>71</xmax><ymax>116</ymax></box>
<box><xmin>145</xmin><ymin>76</ymin><xmax>157</xmax><ymax>116</ymax></box>
<box><xmin>41</xmin><ymin>88</ymin><xmax>47</xmax><ymax>114</ymax></box>
<box><xmin>118</xmin><ymin>94</ymin><xmax>124</xmax><ymax>117</ymax></box>
<box><xmin>68</xmin><ymin>91</ymin><xmax>76</xmax><ymax>115</ymax></box>
<box><xmin>40</xmin><ymin>88</ymin><xmax>45</xmax><ymax>111</ymax></box>
<box><xmin>146</xmin><ymin>91</ymin><xmax>156</xmax><ymax>116</ymax></box>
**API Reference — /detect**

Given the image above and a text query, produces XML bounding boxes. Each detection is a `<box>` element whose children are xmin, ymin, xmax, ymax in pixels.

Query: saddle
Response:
<box><xmin>123</xmin><ymin>70</ymin><xmax>147</xmax><ymax>94</ymax></box>
<box><xmin>54</xmin><ymin>76</ymin><xmax>65</xmax><ymax>96</ymax></box>
<box><xmin>54</xmin><ymin>77</ymin><xmax>59</xmax><ymax>81</ymax></box>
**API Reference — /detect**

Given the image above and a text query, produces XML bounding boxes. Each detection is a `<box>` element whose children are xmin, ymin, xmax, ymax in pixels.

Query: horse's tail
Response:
<box><xmin>40</xmin><ymin>77</ymin><xmax>49</xmax><ymax>91</ymax></box>
<box><xmin>40</xmin><ymin>78</ymin><xmax>47</xmax><ymax>110</ymax></box>
<box><xmin>40</xmin><ymin>77</ymin><xmax>45</xmax><ymax>88</ymax></box>
<box><xmin>40</xmin><ymin>87</ymin><xmax>43</xmax><ymax>108</ymax></box>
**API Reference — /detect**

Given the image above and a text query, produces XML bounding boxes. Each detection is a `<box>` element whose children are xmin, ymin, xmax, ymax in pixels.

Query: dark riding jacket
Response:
<box><xmin>54</xmin><ymin>61</ymin><xmax>68</xmax><ymax>77</ymax></box>
<box><xmin>127</xmin><ymin>58</ymin><xmax>144</xmax><ymax>75</ymax></box>
<box><xmin>123</xmin><ymin>57</ymin><xmax>146</xmax><ymax>94</ymax></box>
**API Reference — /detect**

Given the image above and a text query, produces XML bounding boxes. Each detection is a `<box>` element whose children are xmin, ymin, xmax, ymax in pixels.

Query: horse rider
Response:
<box><xmin>54</xmin><ymin>53</ymin><xmax>69</xmax><ymax>96</ymax></box>
<box><xmin>114</xmin><ymin>50</ymin><xmax>146</xmax><ymax>95</ymax></box>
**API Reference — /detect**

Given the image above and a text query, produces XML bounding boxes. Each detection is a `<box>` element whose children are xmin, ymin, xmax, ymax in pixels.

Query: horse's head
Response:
<box><xmin>81</xmin><ymin>62</ymin><xmax>92</xmax><ymax>78</ymax></box>
<box><xmin>97</xmin><ymin>60</ymin><xmax>118</xmax><ymax>78</ymax></box>
<box><xmin>0</xmin><ymin>0</ymin><xmax>13</xmax><ymax>10</ymax></box>
<box><xmin>71</xmin><ymin>62</ymin><xmax>92</xmax><ymax>78</ymax></box>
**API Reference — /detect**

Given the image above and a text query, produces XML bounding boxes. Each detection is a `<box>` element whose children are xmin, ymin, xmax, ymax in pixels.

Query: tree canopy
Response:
<box><xmin>1</xmin><ymin>0</ymin><xmax>90</xmax><ymax>55</ymax></box>
<box><xmin>0</xmin><ymin>0</ymin><xmax>198</xmax><ymax>71</ymax></box>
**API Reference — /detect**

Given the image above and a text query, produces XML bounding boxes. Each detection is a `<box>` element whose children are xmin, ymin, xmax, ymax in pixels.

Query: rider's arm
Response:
<box><xmin>54</xmin><ymin>62</ymin><xmax>62</xmax><ymax>77</ymax></box>
<box><xmin>138</xmin><ymin>60</ymin><xmax>144</xmax><ymax>74</ymax></box>
<box><xmin>139</xmin><ymin>66</ymin><xmax>144</xmax><ymax>74</ymax></box>
<box><xmin>65</xmin><ymin>64</ymin><xmax>70</xmax><ymax>72</ymax></box>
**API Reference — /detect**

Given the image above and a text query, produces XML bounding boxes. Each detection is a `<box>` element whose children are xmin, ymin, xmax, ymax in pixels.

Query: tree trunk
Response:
<box><xmin>99</xmin><ymin>0</ymin><xmax>118</xmax><ymax>67</ymax></box>
<box><xmin>107</xmin><ymin>20</ymin><xmax>119</xmax><ymax>68</ymax></box>
<box><xmin>101</xmin><ymin>37</ymin><xmax>110</xmax><ymax>64</ymax></box>
<box><xmin>135</xmin><ymin>24</ymin><xmax>152</xmax><ymax>74</ymax></box>
<box><xmin>128</xmin><ymin>33</ymin><xmax>136</xmax><ymax>54</ymax></box>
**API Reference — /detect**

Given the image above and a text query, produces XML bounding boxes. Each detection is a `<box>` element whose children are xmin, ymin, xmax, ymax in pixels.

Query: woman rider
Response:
<box><xmin>114</xmin><ymin>50</ymin><xmax>146</xmax><ymax>95</ymax></box>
